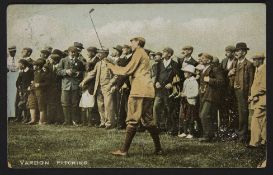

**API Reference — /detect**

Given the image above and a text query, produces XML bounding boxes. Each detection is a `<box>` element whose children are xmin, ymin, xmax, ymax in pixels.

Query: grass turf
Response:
<box><xmin>7</xmin><ymin>122</ymin><xmax>266</xmax><ymax>168</ymax></box>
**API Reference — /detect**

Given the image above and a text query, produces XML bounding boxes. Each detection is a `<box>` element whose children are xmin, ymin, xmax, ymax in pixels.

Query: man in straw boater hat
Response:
<box><xmin>57</xmin><ymin>46</ymin><xmax>85</xmax><ymax>126</ymax></box>
<box><xmin>7</xmin><ymin>45</ymin><xmax>18</xmax><ymax>72</ymax></box>
<box><xmin>105</xmin><ymin>37</ymin><xmax>163</xmax><ymax>156</ymax></box>
<box><xmin>232</xmin><ymin>42</ymin><xmax>255</xmax><ymax>143</ymax></box>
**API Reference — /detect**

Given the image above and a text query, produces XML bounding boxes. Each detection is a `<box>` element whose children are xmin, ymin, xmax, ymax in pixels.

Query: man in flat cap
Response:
<box><xmin>248</xmin><ymin>53</ymin><xmax>266</xmax><ymax>148</ymax></box>
<box><xmin>57</xmin><ymin>46</ymin><xmax>85</xmax><ymax>126</ymax></box>
<box><xmin>74</xmin><ymin>42</ymin><xmax>87</xmax><ymax>64</ymax></box>
<box><xmin>231</xmin><ymin>42</ymin><xmax>255</xmax><ymax>143</ymax></box>
<box><xmin>153</xmin><ymin>47</ymin><xmax>179</xmax><ymax>135</ymax></box>
<box><xmin>7</xmin><ymin>45</ymin><xmax>18</xmax><ymax>72</ymax></box>
<box><xmin>219</xmin><ymin>45</ymin><xmax>239</xmax><ymax>138</ymax></box>
<box><xmin>108</xmin><ymin>44</ymin><xmax>133</xmax><ymax>130</ymax></box>
<box><xmin>46</xmin><ymin>49</ymin><xmax>64</xmax><ymax>124</ymax></box>
<box><xmin>105</xmin><ymin>37</ymin><xmax>162</xmax><ymax>156</ymax></box>
<box><xmin>199</xmin><ymin>53</ymin><xmax>225</xmax><ymax>142</ymax></box>
<box><xmin>81</xmin><ymin>46</ymin><xmax>100</xmax><ymax>127</ymax></box>
<box><xmin>151</xmin><ymin>52</ymin><xmax>163</xmax><ymax>84</ymax></box>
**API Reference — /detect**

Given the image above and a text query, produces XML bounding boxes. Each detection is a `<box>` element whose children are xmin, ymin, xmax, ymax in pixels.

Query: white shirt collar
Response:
<box><xmin>185</xmin><ymin>56</ymin><xmax>191</xmax><ymax>62</ymax></box>
<box><xmin>202</xmin><ymin>64</ymin><xmax>210</xmax><ymax>73</ymax></box>
<box><xmin>23</xmin><ymin>67</ymin><xmax>29</xmax><ymax>72</ymax></box>
<box><xmin>163</xmin><ymin>58</ymin><xmax>171</xmax><ymax>68</ymax></box>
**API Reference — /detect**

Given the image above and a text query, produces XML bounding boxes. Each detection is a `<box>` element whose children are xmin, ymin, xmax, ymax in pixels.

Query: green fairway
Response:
<box><xmin>7</xmin><ymin>122</ymin><xmax>265</xmax><ymax>168</ymax></box>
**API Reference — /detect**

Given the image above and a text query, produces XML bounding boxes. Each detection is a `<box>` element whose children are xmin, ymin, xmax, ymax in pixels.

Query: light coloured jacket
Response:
<box><xmin>250</xmin><ymin>63</ymin><xmax>266</xmax><ymax>110</ymax></box>
<box><xmin>83</xmin><ymin>59</ymin><xmax>114</xmax><ymax>95</ymax></box>
<box><xmin>182</xmin><ymin>76</ymin><xmax>199</xmax><ymax>105</ymax></box>
<box><xmin>107</xmin><ymin>47</ymin><xmax>155</xmax><ymax>98</ymax></box>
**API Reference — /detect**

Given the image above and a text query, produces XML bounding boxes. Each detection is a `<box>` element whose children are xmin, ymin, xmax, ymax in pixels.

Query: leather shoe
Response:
<box><xmin>111</xmin><ymin>150</ymin><xmax>128</xmax><ymax>156</ymax></box>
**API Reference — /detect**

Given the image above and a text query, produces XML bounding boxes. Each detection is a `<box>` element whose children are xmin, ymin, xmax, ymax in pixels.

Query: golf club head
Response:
<box><xmin>89</xmin><ymin>8</ymin><xmax>95</xmax><ymax>13</ymax></box>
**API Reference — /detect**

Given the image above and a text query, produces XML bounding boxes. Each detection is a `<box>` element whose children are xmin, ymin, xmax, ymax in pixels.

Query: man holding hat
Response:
<box><xmin>46</xmin><ymin>49</ymin><xmax>64</xmax><ymax>124</ymax></box>
<box><xmin>80</xmin><ymin>48</ymin><xmax>116</xmax><ymax>129</ymax></box>
<box><xmin>57</xmin><ymin>46</ymin><xmax>85</xmax><ymax>126</ymax></box>
<box><xmin>199</xmin><ymin>53</ymin><xmax>224</xmax><ymax>142</ymax></box>
<box><xmin>248</xmin><ymin>53</ymin><xmax>266</xmax><ymax>148</ymax></box>
<box><xmin>106</xmin><ymin>37</ymin><xmax>162</xmax><ymax>156</ymax></box>
<box><xmin>231</xmin><ymin>42</ymin><xmax>255</xmax><ymax>143</ymax></box>
<box><xmin>7</xmin><ymin>45</ymin><xmax>18</xmax><ymax>72</ymax></box>
<box><xmin>219</xmin><ymin>45</ymin><xmax>239</xmax><ymax>136</ymax></box>
<box><xmin>153</xmin><ymin>47</ymin><xmax>179</xmax><ymax>134</ymax></box>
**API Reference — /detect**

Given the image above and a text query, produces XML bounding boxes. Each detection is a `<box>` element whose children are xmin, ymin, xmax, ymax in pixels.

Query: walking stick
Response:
<box><xmin>117</xmin><ymin>88</ymin><xmax>124</xmax><ymax>129</ymax></box>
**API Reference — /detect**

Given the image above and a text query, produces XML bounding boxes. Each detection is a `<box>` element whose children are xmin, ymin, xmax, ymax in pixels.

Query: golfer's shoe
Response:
<box><xmin>111</xmin><ymin>150</ymin><xmax>128</xmax><ymax>156</ymax></box>
<box><xmin>178</xmin><ymin>133</ymin><xmax>187</xmax><ymax>138</ymax></box>
<box><xmin>186</xmin><ymin>134</ymin><xmax>193</xmax><ymax>139</ymax></box>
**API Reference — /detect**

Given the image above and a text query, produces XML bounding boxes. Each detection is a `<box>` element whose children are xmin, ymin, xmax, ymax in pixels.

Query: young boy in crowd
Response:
<box><xmin>16</xmin><ymin>59</ymin><xmax>34</xmax><ymax>123</ymax></box>
<box><xmin>177</xmin><ymin>65</ymin><xmax>199</xmax><ymax>139</ymax></box>
<box><xmin>27</xmin><ymin>58</ymin><xmax>49</xmax><ymax>125</ymax></box>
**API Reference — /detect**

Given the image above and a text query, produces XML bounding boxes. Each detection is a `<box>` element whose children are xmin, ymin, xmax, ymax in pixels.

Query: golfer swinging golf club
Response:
<box><xmin>105</xmin><ymin>37</ymin><xmax>163</xmax><ymax>156</ymax></box>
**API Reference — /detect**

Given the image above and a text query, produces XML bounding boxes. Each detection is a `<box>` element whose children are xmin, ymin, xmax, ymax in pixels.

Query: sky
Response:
<box><xmin>7</xmin><ymin>3</ymin><xmax>266</xmax><ymax>60</ymax></box>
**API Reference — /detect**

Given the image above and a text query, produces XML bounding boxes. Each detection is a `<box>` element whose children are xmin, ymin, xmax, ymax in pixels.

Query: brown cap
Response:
<box><xmin>202</xmin><ymin>53</ymin><xmax>213</xmax><ymax>60</ymax></box>
<box><xmin>155</xmin><ymin>52</ymin><xmax>162</xmax><ymax>56</ymax></box>
<box><xmin>18</xmin><ymin>59</ymin><xmax>30</xmax><ymax>67</ymax></box>
<box><xmin>163</xmin><ymin>47</ymin><xmax>174</xmax><ymax>55</ymax></box>
<box><xmin>130</xmin><ymin>37</ymin><xmax>145</xmax><ymax>43</ymax></box>
<box><xmin>33</xmin><ymin>58</ymin><xmax>46</xmax><ymax>66</ymax></box>
<box><xmin>225</xmin><ymin>45</ymin><xmax>236</xmax><ymax>52</ymax></box>
<box><xmin>68</xmin><ymin>46</ymin><xmax>79</xmax><ymax>52</ymax></box>
<box><xmin>113</xmin><ymin>45</ymin><xmax>123</xmax><ymax>53</ymax></box>
<box><xmin>40</xmin><ymin>46</ymin><xmax>52</xmax><ymax>54</ymax></box>
<box><xmin>74</xmin><ymin>42</ymin><xmax>84</xmax><ymax>49</ymax></box>
<box><xmin>182</xmin><ymin>46</ymin><xmax>194</xmax><ymax>50</ymax></box>
<box><xmin>87</xmin><ymin>46</ymin><xmax>97</xmax><ymax>52</ymax></box>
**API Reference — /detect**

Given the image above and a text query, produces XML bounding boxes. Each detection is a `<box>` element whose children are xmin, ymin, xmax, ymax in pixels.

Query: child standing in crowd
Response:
<box><xmin>15</xmin><ymin>59</ymin><xmax>34</xmax><ymax>123</ymax></box>
<box><xmin>178</xmin><ymin>65</ymin><xmax>199</xmax><ymax>139</ymax></box>
<box><xmin>27</xmin><ymin>58</ymin><xmax>49</xmax><ymax>125</ymax></box>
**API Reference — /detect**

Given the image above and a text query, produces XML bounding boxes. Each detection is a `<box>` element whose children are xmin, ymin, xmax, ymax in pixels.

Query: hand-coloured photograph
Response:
<box><xmin>6</xmin><ymin>3</ymin><xmax>266</xmax><ymax>168</ymax></box>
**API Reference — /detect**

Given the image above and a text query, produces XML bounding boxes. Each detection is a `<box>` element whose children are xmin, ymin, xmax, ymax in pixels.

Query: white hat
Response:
<box><xmin>195</xmin><ymin>64</ymin><xmax>205</xmax><ymax>71</ymax></box>
<box><xmin>182</xmin><ymin>65</ymin><xmax>196</xmax><ymax>74</ymax></box>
